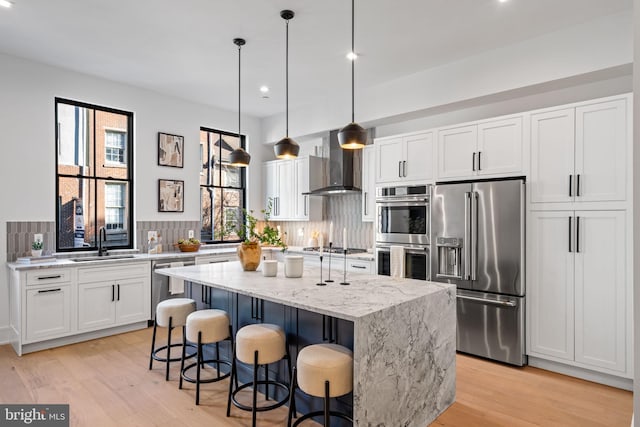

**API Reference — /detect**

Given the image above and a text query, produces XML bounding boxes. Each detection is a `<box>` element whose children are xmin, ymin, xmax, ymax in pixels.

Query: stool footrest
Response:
<box><xmin>152</xmin><ymin>342</ymin><xmax>197</xmax><ymax>363</ymax></box>
<box><xmin>231</xmin><ymin>380</ymin><xmax>289</xmax><ymax>412</ymax></box>
<box><xmin>181</xmin><ymin>359</ymin><xmax>231</xmax><ymax>384</ymax></box>
<box><xmin>291</xmin><ymin>410</ymin><xmax>353</xmax><ymax>426</ymax></box>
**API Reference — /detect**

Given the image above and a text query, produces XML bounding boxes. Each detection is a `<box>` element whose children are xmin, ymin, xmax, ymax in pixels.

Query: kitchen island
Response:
<box><xmin>157</xmin><ymin>261</ymin><xmax>456</xmax><ymax>427</ymax></box>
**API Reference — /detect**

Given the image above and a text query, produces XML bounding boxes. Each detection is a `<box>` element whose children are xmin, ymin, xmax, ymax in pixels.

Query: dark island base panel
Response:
<box><xmin>193</xmin><ymin>282</ymin><xmax>354</xmax><ymax>426</ymax></box>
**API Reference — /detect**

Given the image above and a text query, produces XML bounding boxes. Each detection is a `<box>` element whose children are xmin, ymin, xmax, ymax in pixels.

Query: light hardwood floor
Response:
<box><xmin>0</xmin><ymin>328</ymin><xmax>632</xmax><ymax>426</ymax></box>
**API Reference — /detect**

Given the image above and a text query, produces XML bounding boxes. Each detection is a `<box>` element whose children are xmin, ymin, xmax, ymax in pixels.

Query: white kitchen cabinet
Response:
<box><xmin>361</xmin><ymin>145</ymin><xmax>376</xmax><ymax>222</ymax></box>
<box><xmin>438</xmin><ymin>117</ymin><xmax>523</xmax><ymax>180</ymax></box>
<box><xmin>530</xmin><ymin>98</ymin><xmax>627</xmax><ymax>204</ymax></box>
<box><xmin>25</xmin><ymin>284</ymin><xmax>73</xmax><ymax>343</ymax></box>
<box><xmin>263</xmin><ymin>160</ymin><xmax>293</xmax><ymax>219</ymax></box>
<box><xmin>528</xmin><ymin>210</ymin><xmax>630</xmax><ymax>376</ymax></box>
<box><xmin>77</xmin><ymin>263</ymin><xmax>151</xmax><ymax>332</ymax></box>
<box><xmin>375</xmin><ymin>132</ymin><xmax>433</xmax><ymax>184</ymax></box>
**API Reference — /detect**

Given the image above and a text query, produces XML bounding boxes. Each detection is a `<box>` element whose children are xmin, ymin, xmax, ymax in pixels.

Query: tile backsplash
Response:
<box><xmin>272</xmin><ymin>194</ymin><xmax>374</xmax><ymax>249</ymax></box>
<box><xmin>136</xmin><ymin>220</ymin><xmax>201</xmax><ymax>253</ymax></box>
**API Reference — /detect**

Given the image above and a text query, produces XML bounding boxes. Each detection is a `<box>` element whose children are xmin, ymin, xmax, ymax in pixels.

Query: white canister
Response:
<box><xmin>284</xmin><ymin>255</ymin><xmax>304</xmax><ymax>278</ymax></box>
<box><xmin>262</xmin><ymin>260</ymin><xmax>278</xmax><ymax>277</ymax></box>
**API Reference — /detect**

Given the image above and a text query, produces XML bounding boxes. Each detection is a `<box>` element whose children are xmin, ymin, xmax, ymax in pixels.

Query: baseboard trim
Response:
<box><xmin>528</xmin><ymin>356</ymin><xmax>633</xmax><ymax>391</ymax></box>
<box><xmin>0</xmin><ymin>326</ymin><xmax>11</xmax><ymax>345</ymax></box>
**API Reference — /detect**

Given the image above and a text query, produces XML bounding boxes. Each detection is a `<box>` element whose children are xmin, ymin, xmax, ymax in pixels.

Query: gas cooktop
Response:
<box><xmin>302</xmin><ymin>247</ymin><xmax>367</xmax><ymax>255</ymax></box>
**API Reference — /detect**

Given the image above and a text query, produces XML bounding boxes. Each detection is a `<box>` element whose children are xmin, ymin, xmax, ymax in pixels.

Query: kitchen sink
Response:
<box><xmin>70</xmin><ymin>255</ymin><xmax>136</xmax><ymax>262</ymax></box>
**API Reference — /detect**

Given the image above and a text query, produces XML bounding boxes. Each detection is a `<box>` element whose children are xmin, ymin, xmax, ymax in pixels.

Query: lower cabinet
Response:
<box><xmin>77</xmin><ymin>263</ymin><xmax>151</xmax><ymax>332</ymax></box>
<box><xmin>528</xmin><ymin>210</ymin><xmax>630</xmax><ymax>377</ymax></box>
<box><xmin>25</xmin><ymin>284</ymin><xmax>73</xmax><ymax>342</ymax></box>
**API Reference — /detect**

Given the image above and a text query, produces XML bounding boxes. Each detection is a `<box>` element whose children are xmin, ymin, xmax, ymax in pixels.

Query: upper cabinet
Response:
<box><xmin>438</xmin><ymin>116</ymin><xmax>523</xmax><ymax>180</ymax></box>
<box><xmin>530</xmin><ymin>98</ymin><xmax>628</xmax><ymax>204</ymax></box>
<box><xmin>375</xmin><ymin>132</ymin><xmax>434</xmax><ymax>184</ymax></box>
<box><xmin>361</xmin><ymin>145</ymin><xmax>376</xmax><ymax>222</ymax></box>
<box><xmin>263</xmin><ymin>156</ymin><xmax>324</xmax><ymax>222</ymax></box>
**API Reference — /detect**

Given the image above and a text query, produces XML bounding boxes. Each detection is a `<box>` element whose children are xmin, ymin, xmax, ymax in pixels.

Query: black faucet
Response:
<box><xmin>98</xmin><ymin>227</ymin><xmax>108</xmax><ymax>256</ymax></box>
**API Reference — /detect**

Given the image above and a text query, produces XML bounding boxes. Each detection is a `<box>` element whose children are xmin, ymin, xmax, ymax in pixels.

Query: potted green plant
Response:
<box><xmin>227</xmin><ymin>198</ymin><xmax>286</xmax><ymax>271</ymax></box>
<box><xmin>31</xmin><ymin>240</ymin><xmax>43</xmax><ymax>257</ymax></box>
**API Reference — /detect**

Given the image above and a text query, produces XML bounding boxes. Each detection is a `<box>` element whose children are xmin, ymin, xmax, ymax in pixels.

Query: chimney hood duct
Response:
<box><xmin>304</xmin><ymin>129</ymin><xmax>371</xmax><ymax>196</ymax></box>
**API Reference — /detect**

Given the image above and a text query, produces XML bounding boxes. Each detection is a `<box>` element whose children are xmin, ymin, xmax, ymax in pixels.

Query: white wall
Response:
<box><xmin>0</xmin><ymin>52</ymin><xmax>269</xmax><ymax>341</ymax></box>
<box><xmin>633</xmin><ymin>0</ymin><xmax>640</xmax><ymax>425</ymax></box>
<box><xmin>261</xmin><ymin>12</ymin><xmax>633</xmax><ymax>142</ymax></box>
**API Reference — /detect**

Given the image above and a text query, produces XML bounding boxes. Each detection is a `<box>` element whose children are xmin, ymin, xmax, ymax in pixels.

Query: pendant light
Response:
<box><xmin>229</xmin><ymin>38</ymin><xmax>251</xmax><ymax>167</ymax></box>
<box><xmin>337</xmin><ymin>0</ymin><xmax>367</xmax><ymax>150</ymax></box>
<box><xmin>273</xmin><ymin>10</ymin><xmax>300</xmax><ymax>159</ymax></box>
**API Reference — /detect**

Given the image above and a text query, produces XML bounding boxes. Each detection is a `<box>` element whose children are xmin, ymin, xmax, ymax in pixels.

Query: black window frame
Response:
<box><xmin>55</xmin><ymin>97</ymin><xmax>134</xmax><ymax>252</ymax></box>
<box><xmin>200</xmin><ymin>126</ymin><xmax>246</xmax><ymax>244</ymax></box>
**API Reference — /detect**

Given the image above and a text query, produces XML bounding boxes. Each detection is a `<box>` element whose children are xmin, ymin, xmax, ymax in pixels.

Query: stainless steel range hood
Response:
<box><xmin>304</xmin><ymin>129</ymin><xmax>371</xmax><ymax>196</ymax></box>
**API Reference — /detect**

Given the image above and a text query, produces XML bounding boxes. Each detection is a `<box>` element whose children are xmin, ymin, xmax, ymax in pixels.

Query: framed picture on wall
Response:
<box><xmin>158</xmin><ymin>132</ymin><xmax>184</xmax><ymax>168</ymax></box>
<box><xmin>158</xmin><ymin>179</ymin><xmax>184</xmax><ymax>212</ymax></box>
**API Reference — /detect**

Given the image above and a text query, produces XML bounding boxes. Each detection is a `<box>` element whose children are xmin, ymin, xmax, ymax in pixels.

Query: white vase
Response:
<box><xmin>31</xmin><ymin>249</ymin><xmax>42</xmax><ymax>257</ymax></box>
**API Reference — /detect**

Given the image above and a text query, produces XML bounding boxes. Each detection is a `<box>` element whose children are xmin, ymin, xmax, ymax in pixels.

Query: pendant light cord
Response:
<box><xmin>285</xmin><ymin>17</ymin><xmax>290</xmax><ymax>137</ymax></box>
<box><xmin>351</xmin><ymin>0</ymin><xmax>355</xmax><ymax>123</ymax></box>
<box><xmin>238</xmin><ymin>42</ymin><xmax>241</xmax><ymax>139</ymax></box>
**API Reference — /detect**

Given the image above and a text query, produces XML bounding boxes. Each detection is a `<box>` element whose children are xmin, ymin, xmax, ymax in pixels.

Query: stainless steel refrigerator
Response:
<box><xmin>430</xmin><ymin>178</ymin><xmax>526</xmax><ymax>366</ymax></box>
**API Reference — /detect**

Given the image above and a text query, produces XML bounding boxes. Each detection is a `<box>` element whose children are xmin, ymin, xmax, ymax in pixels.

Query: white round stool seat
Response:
<box><xmin>236</xmin><ymin>323</ymin><xmax>286</xmax><ymax>365</ymax></box>
<box><xmin>156</xmin><ymin>298</ymin><xmax>196</xmax><ymax>327</ymax></box>
<box><xmin>186</xmin><ymin>309</ymin><xmax>230</xmax><ymax>344</ymax></box>
<box><xmin>297</xmin><ymin>344</ymin><xmax>353</xmax><ymax>398</ymax></box>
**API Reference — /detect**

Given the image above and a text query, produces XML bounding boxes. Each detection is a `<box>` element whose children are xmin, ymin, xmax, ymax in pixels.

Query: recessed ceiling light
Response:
<box><xmin>0</xmin><ymin>0</ymin><xmax>13</xmax><ymax>8</ymax></box>
<box><xmin>260</xmin><ymin>85</ymin><xmax>269</xmax><ymax>94</ymax></box>
<box><xmin>346</xmin><ymin>51</ymin><xmax>358</xmax><ymax>61</ymax></box>
<box><xmin>499</xmin><ymin>0</ymin><xmax>509</xmax><ymax>3</ymax></box>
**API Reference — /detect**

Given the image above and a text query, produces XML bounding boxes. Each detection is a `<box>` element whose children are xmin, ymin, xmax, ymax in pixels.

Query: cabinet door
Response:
<box><xmin>115</xmin><ymin>277</ymin><xmax>149</xmax><ymax>325</ymax></box>
<box><xmin>575</xmin><ymin>99</ymin><xmax>627</xmax><ymax>202</ymax></box>
<box><xmin>528</xmin><ymin>211</ymin><xmax>574</xmax><ymax>361</ymax></box>
<box><xmin>530</xmin><ymin>109</ymin><xmax>575</xmax><ymax>203</ymax></box>
<box><xmin>375</xmin><ymin>138</ymin><xmax>404</xmax><ymax>183</ymax></box>
<box><xmin>294</xmin><ymin>158</ymin><xmax>310</xmax><ymax>220</ymax></box>
<box><xmin>25</xmin><ymin>285</ymin><xmax>72</xmax><ymax>342</ymax></box>
<box><xmin>361</xmin><ymin>146</ymin><xmax>376</xmax><ymax>222</ymax></box>
<box><xmin>477</xmin><ymin>117</ymin><xmax>523</xmax><ymax>176</ymax></box>
<box><xmin>404</xmin><ymin>132</ymin><xmax>434</xmax><ymax>182</ymax></box>
<box><xmin>275</xmin><ymin>161</ymin><xmax>294</xmax><ymax>219</ymax></box>
<box><xmin>574</xmin><ymin>211</ymin><xmax>626</xmax><ymax>373</ymax></box>
<box><xmin>78</xmin><ymin>282</ymin><xmax>116</xmax><ymax>331</ymax></box>
<box><xmin>437</xmin><ymin>125</ymin><xmax>477</xmax><ymax>179</ymax></box>
<box><xmin>263</xmin><ymin>162</ymin><xmax>278</xmax><ymax>215</ymax></box>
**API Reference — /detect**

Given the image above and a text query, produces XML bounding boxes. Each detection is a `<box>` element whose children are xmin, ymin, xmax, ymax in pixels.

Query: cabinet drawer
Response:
<box><xmin>196</xmin><ymin>254</ymin><xmax>236</xmax><ymax>265</ymax></box>
<box><xmin>78</xmin><ymin>262</ymin><xmax>150</xmax><ymax>283</ymax></box>
<box><xmin>346</xmin><ymin>260</ymin><xmax>373</xmax><ymax>274</ymax></box>
<box><xmin>26</xmin><ymin>269</ymin><xmax>72</xmax><ymax>286</ymax></box>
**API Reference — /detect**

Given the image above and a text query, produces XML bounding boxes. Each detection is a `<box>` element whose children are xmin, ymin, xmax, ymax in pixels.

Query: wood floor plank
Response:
<box><xmin>0</xmin><ymin>328</ymin><xmax>632</xmax><ymax>426</ymax></box>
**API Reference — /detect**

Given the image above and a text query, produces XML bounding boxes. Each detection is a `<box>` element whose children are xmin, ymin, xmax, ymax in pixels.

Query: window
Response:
<box><xmin>55</xmin><ymin>98</ymin><xmax>133</xmax><ymax>251</ymax></box>
<box><xmin>105</xmin><ymin>130</ymin><xmax>126</xmax><ymax>164</ymax></box>
<box><xmin>200</xmin><ymin>128</ymin><xmax>246</xmax><ymax>242</ymax></box>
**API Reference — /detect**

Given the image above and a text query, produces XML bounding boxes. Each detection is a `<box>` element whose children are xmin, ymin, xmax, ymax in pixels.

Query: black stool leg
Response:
<box><xmin>216</xmin><ymin>342</ymin><xmax>221</xmax><ymax>380</ymax></box>
<box><xmin>148</xmin><ymin>320</ymin><xmax>158</xmax><ymax>370</ymax></box>
<box><xmin>265</xmin><ymin>365</ymin><xmax>269</xmax><ymax>401</ymax></box>
<box><xmin>252</xmin><ymin>350</ymin><xmax>259</xmax><ymax>427</ymax></box>
<box><xmin>165</xmin><ymin>316</ymin><xmax>173</xmax><ymax>381</ymax></box>
<box><xmin>287</xmin><ymin>366</ymin><xmax>297</xmax><ymax>427</ymax></box>
<box><xmin>226</xmin><ymin>342</ymin><xmax>236</xmax><ymax>417</ymax></box>
<box><xmin>196</xmin><ymin>331</ymin><xmax>202</xmax><ymax>405</ymax></box>
<box><xmin>179</xmin><ymin>330</ymin><xmax>187</xmax><ymax>389</ymax></box>
<box><xmin>286</xmin><ymin>347</ymin><xmax>295</xmax><ymax>416</ymax></box>
<box><xmin>324</xmin><ymin>380</ymin><xmax>331</xmax><ymax>427</ymax></box>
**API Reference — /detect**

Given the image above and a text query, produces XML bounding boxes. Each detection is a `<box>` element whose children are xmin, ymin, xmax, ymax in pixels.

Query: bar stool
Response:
<box><xmin>227</xmin><ymin>323</ymin><xmax>292</xmax><ymax>427</ymax></box>
<box><xmin>149</xmin><ymin>298</ymin><xmax>197</xmax><ymax>380</ymax></box>
<box><xmin>179</xmin><ymin>309</ymin><xmax>233</xmax><ymax>405</ymax></box>
<box><xmin>287</xmin><ymin>343</ymin><xmax>354</xmax><ymax>427</ymax></box>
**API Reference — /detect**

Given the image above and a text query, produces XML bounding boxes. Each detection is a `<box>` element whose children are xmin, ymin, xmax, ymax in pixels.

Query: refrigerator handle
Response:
<box><xmin>470</xmin><ymin>191</ymin><xmax>478</xmax><ymax>281</ymax></box>
<box><xmin>464</xmin><ymin>192</ymin><xmax>472</xmax><ymax>280</ymax></box>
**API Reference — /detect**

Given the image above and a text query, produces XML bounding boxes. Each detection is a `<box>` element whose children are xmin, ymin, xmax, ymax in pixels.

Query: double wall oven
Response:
<box><xmin>375</xmin><ymin>185</ymin><xmax>430</xmax><ymax>281</ymax></box>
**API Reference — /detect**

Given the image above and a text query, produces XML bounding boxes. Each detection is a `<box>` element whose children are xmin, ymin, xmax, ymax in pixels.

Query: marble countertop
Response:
<box><xmin>156</xmin><ymin>261</ymin><xmax>452</xmax><ymax>321</ymax></box>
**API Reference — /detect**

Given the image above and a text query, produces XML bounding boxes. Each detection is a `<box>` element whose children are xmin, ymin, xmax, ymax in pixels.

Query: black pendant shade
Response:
<box><xmin>338</xmin><ymin>0</ymin><xmax>366</xmax><ymax>150</ymax></box>
<box><xmin>229</xmin><ymin>37</ymin><xmax>250</xmax><ymax>167</ymax></box>
<box><xmin>274</xmin><ymin>10</ymin><xmax>299</xmax><ymax>159</ymax></box>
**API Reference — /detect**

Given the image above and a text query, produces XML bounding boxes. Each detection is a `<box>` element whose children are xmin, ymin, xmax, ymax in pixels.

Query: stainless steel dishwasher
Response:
<box><xmin>151</xmin><ymin>256</ymin><xmax>196</xmax><ymax>324</ymax></box>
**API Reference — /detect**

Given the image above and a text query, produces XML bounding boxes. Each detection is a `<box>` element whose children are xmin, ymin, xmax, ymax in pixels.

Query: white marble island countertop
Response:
<box><xmin>156</xmin><ymin>261</ymin><xmax>452</xmax><ymax>321</ymax></box>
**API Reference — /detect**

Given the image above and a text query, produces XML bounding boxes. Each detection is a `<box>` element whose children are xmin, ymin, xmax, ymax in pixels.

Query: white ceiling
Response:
<box><xmin>0</xmin><ymin>0</ymin><xmax>632</xmax><ymax>118</ymax></box>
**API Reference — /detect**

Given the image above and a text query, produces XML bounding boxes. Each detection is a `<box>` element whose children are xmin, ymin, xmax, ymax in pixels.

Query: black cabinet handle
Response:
<box><xmin>117</xmin><ymin>284</ymin><xmax>120</xmax><ymax>301</ymax></box>
<box><xmin>398</xmin><ymin>161</ymin><xmax>402</xmax><ymax>178</ymax></box>
<box><xmin>569</xmin><ymin>175</ymin><xmax>573</xmax><ymax>197</ymax></box>
<box><xmin>576</xmin><ymin>216</ymin><xmax>580</xmax><ymax>253</ymax></box>
<box><xmin>576</xmin><ymin>174</ymin><xmax>581</xmax><ymax>197</ymax></box>
<box><xmin>403</xmin><ymin>160</ymin><xmax>407</xmax><ymax>177</ymax></box>
<box><xmin>111</xmin><ymin>284</ymin><xmax>115</xmax><ymax>302</ymax></box>
<box><xmin>350</xmin><ymin>264</ymin><xmax>367</xmax><ymax>269</ymax></box>
<box><xmin>478</xmin><ymin>151</ymin><xmax>482</xmax><ymax>171</ymax></box>
<box><xmin>568</xmin><ymin>216</ymin><xmax>572</xmax><ymax>253</ymax></box>
<box><xmin>38</xmin><ymin>288</ymin><xmax>61</xmax><ymax>293</ymax></box>
<box><xmin>37</xmin><ymin>275</ymin><xmax>62</xmax><ymax>280</ymax></box>
<box><xmin>472</xmin><ymin>152</ymin><xmax>476</xmax><ymax>171</ymax></box>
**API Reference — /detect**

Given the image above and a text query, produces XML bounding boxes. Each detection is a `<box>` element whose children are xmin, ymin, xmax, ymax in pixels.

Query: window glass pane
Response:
<box><xmin>96</xmin><ymin>110</ymin><xmax>129</xmax><ymax>177</ymax></box>
<box><xmin>105</xmin><ymin>131</ymin><xmax>126</xmax><ymax>164</ymax></box>
<box><xmin>200</xmin><ymin>187</ymin><xmax>213</xmax><ymax>242</ymax></box>
<box><xmin>57</xmin><ymin>176</ymin><xmax>95</xmax><ymax>250</ymax></box>
<box><xmin>221</xmin><ymin>164</ymin><xmax>242</xmax><ymax>188</ymax></box>
<box><xmin>57</xmin><ymin>103</ymin><xmax>94</xmax><ymax>176</ymax></box>
<box><xmin>199</xmin><ymin>130</ymin><xmax>211</xmax><ymax>185</ymax></box>
<box><xmin>98</xmin><ymin>180</ymin><xmax>130</xmax><ymax>247</ymax></box>
<box><xmin>222</xmin><ymin>189</ymin><xmax>243</xmax><ymax>241</ymax></box>
<box><xmin>218</xmin><ymin>134</ymin><xmax>240</xmax><ymax>163</ymax></box>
